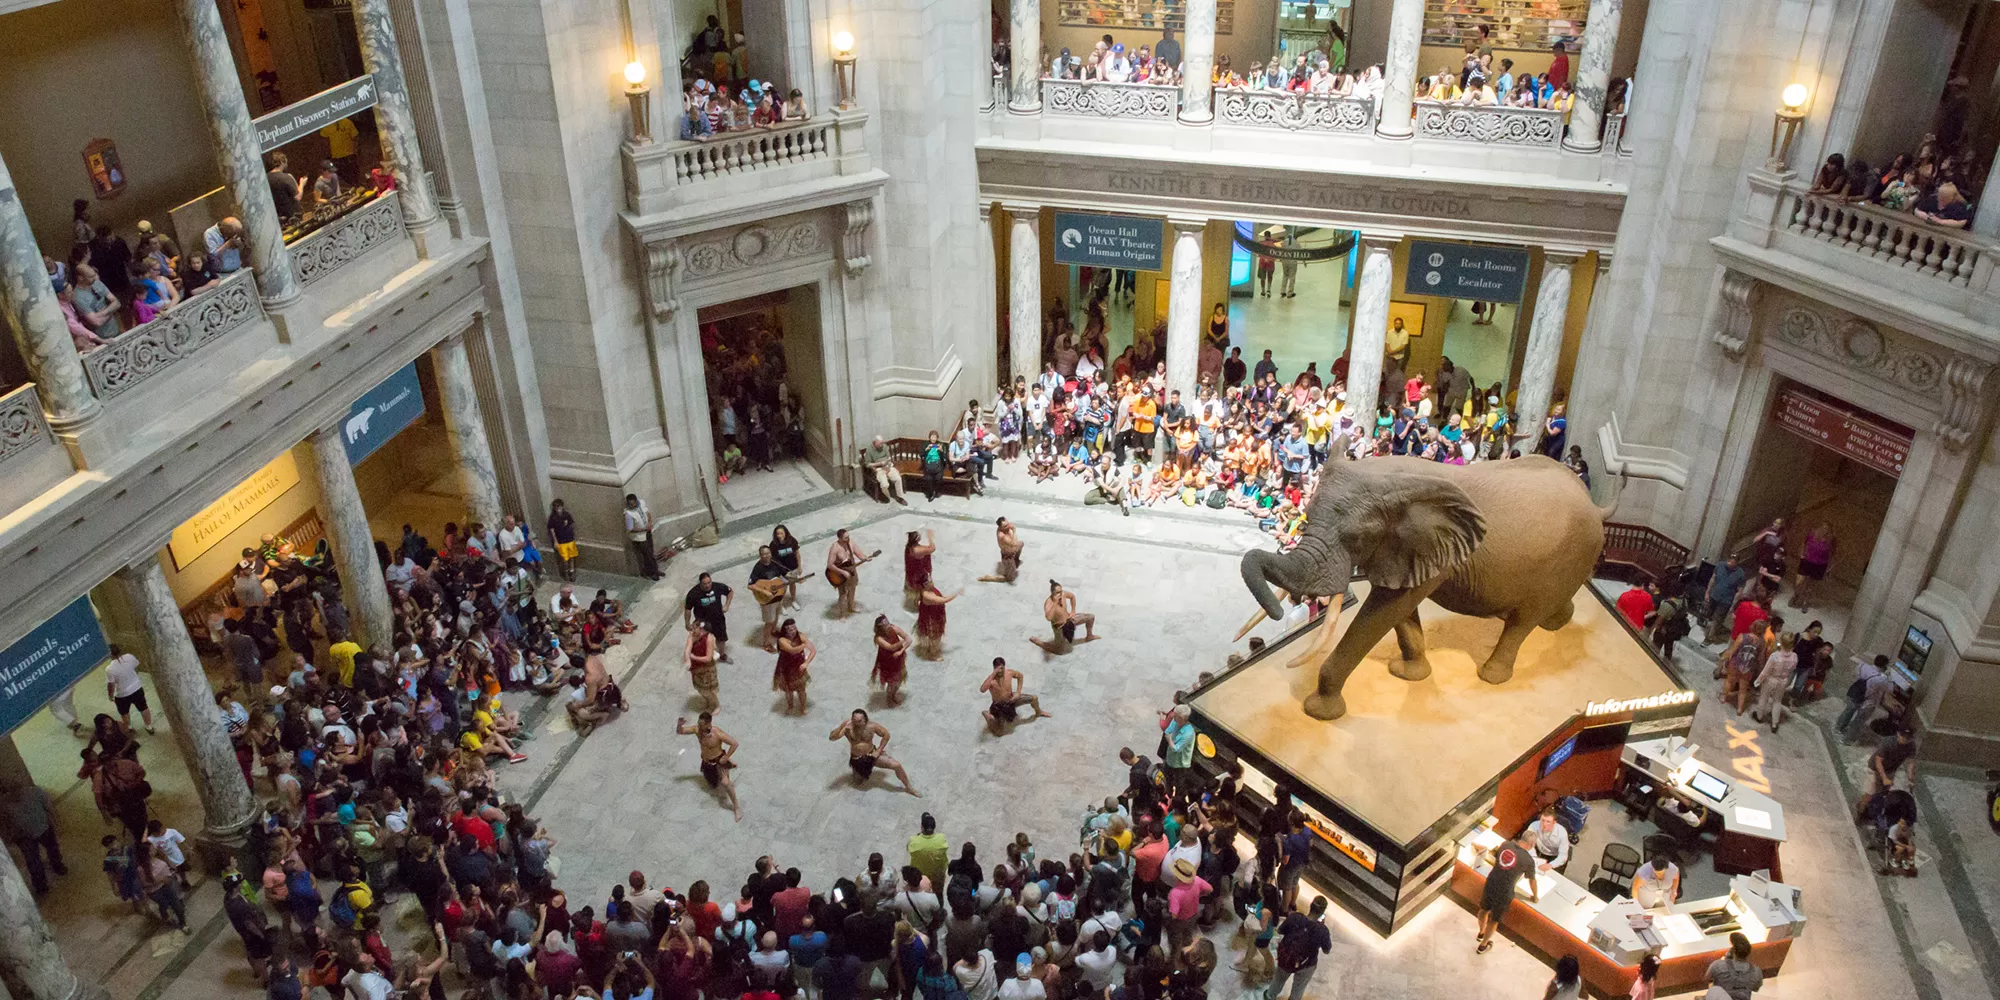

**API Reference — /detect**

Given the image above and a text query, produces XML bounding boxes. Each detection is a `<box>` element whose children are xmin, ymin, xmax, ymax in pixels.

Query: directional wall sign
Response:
<box><xmin>343</xmin><ymin>362</ymin><xmax>425</xmax><ymax>466</ymax></box>
<box><xmin>0</xmin><ymin>597</ymin><xmax>109</xmax><ymax>736</ymax></box>
<box><xmin>1053</xmin><ymin>212</ymin><xmax>1165</xmax><ymax>271</ymax></box>
<box><xmin>1405</xmin><ymin>239</ymin><xmax>1531</xmax><ymax>303</ymax></box>
<box><xmin>254</xmin><ymin>75</ymin><xmax>377</xmax><ymax>153</ymax></box>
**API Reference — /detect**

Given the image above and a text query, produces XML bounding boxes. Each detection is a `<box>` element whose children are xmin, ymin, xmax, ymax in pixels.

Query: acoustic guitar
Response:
<box><xmin>826</xmin><ymin>549</ymin><xmax>882</xmax><ymax>588</ymax></box>
<box><xmin>751</xmin><ymin>571</ymin><xmax>816</xmax><ymax>605</ymax></box>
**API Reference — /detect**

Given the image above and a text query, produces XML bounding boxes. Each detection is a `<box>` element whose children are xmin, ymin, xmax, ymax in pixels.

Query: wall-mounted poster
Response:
<box><xmin>1057</xmin><ymin>0</ymin><xmax>1236</xmax><ymax>35</ymax></box>
<box><xmin>83</xmin><ymin>139</ymin><xmax>126</xmax><ymax>200</ymax></box>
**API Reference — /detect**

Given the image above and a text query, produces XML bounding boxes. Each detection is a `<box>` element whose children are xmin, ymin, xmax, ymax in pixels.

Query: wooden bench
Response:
<box><xmin>1597</xmin><ymin>522</ymin><xmax>1691</xmax><ymax>589</ymax></box>
<box><xmin>859</xmin><ymin>437</ymin><xmax>974</xmax><ymax>500</ymax></box>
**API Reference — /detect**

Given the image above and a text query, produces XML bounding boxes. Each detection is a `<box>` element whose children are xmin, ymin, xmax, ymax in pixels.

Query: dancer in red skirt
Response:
<box><xmin>903</xmin><ymin>529</ymin><xmax>936</xmax><ymax>612</ymax></box>
<box><xmin>914</xmin><ymin>580</ymin><xmax>962</xmax><ymax>660</ymax></box>
<box><xmin>871</xmin><ymin>615</ymin><xmax>912</xmax><ymax>707</ymax></box>
<box><xmin>770</xmin><ymin>618</ymin><xmax>816</xmax><ymax>715</ymax></box>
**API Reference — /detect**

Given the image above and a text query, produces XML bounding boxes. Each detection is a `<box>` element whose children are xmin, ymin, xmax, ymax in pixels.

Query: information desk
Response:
<box><xmin>1621</xmin><ymin>738</ymin><xmax>1786</xmax><ymax>877</ymax></box>
<box><xmin>1451</xmin><ymin>803</ymin><xmax>1801</xmax><ymax>995</ymax></box>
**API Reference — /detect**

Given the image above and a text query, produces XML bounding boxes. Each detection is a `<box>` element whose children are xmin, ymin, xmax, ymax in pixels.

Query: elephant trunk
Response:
<box><xmin>1241</xmin><ymin>539</ymin><xmax>1354</xmax><ymax>621</ymax></box>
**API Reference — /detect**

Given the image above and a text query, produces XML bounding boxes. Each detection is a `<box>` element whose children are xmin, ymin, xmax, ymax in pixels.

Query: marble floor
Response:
<box><xmin>29</xmin><ymin>489</ymin><xmax>1998</xmax><ymax>1000</ymax></box>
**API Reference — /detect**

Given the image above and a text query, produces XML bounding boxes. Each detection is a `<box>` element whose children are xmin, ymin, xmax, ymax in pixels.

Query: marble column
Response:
<box><xmin>1178</xmin><ymin>0</ymin><xmax>1218</xmax><ymax>124</ymax></box>
<box><xmin>0</xmin><ymin>153</ymin><xmax>99</xmax><ymax>432</ymax></box>
<box><xmin>305</xmin><ymin>425</ymin><xmax>394</xmax><ymax>650</ymax></box>
<box><xmin>174</xmin><ymin>0</ymin><xmax>301</xmax><ymax>310</ymax></box>
<box><xmin>1562</xmin><ymin>0</ymin><xmax>1624</xmax><ymax>153</ymax></box>
<box><xmin>1009</xmin><ymin>0</ymin><xmax>1041</xmax><ymax>112</ymax></box>
<box><xmin>433</xmin><ymin>327</ymin><xmax>505</xmax><ymax>526</ymax></box>
<box><xmin>1375</xmin><ymin>0</ymin><xmax>1426</xmax><ymax>140</ymax></box>
<box><xmin>1164</xmin><ymin>219</ymin><xmax>1204</xmax><ymax>401</ymax></box>
<box><xmin>353</xmin><ymin>0</ymin><xmax>441</xmax><ymax>255</ymax></box>
<box><xmin>1345</xmin><ymin>234</ymin><xmax>1399</xmax><ymax>422</ymax></box>
<box><xmin>1005</xmin><ymin>204</ymin><xmax>1042</xmax><ymax>384</ymax></box>
<box><xmin>979</xmin><ymin>203</ymin><xmax>999</xmax><ymax>385</ymax></box>
<box><xmin>0</xmin><ymin>843</ymin><xmax>108</xmax><ymax>1000</ymax></box>
<box><xmin>1516</xmin><ymin>249</ymin><xmax>1583</xmax><ymax>454</ymax></box>
<box><xmin>109</xmin><ymin>558</ymin><xmax>257</xmax><ymax>865</ymax></box>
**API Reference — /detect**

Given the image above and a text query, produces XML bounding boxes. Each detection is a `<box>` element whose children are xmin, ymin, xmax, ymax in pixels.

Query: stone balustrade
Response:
<box><xmin>1412</xmin><ymin>100</ymin><xmax>1566</xmax><ymax>149</ymax></box>
<box><xmin>290</xmin><ymin>191</ymin><xmax>408</xmax><ymax>287</ymax></box>
<box><xmin>0</xmin><ymin>383</ymin><xmax>70</xmax><ymax>515</ymax></box>
<box><xmin>1040</xmin><ymin>79</ymin><xmax>1179</xmax><ymax>119</ymax></box>
<box><xmin>671</xmin><ymin>120</ymin><xmax>833</xmax><ymax>184</ymax></box>
<box><xmin>80</xmin><ymin>270</ymin><xmax>264</xmax><ymax>400</ymax></box>
<box><xmin>0</xmin><ymin>383</ymin><xmax>53</xmax><ymax>467</ymax></box>
<box><xmin>1786</xmin><ymin>189</ymin><xmax>1985</xmax><ymax>288</ymax></box>
<box><xmin>1215</xmin><ymin>89</ymin><xmax>1376</xmax><ymax>133</ymax></box>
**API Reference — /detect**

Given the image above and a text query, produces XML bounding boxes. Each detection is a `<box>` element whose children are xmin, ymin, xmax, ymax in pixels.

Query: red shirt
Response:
<box><xmin>689</xmin><ymin>900</ymin><xmax>724</xmax><ymax>942</ymax></box>
<box><xmin>452</xmin><ymin>813</ymin><xmax>495</xmax><ymax>850</ymax></box>
<box><xmin>773</xmin><ymin>886</ymin><xmax>812</xmax><ymax>939</ymax></box>
<box><xmin>1730</xmin><ymin>599</ymin><xmax>1766</xmax><ymax>639</ymax></box>
<box><xmin>1132</xmin><ymin>838</ymin><xmax>1169</xmax><ymax>883</ymax></box>
<box><xmin>1615</xmin><ymin>588</ymin><xmax>1654</xmax><ymax>630</ymax></box>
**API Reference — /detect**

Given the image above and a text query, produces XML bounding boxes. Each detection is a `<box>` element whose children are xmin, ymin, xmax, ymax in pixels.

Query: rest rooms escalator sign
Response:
<box><xmin>1053</xmin><ymin>212</ymin><xmax>1165</xmax><ymax>271</ymax></box>
<box><xmin>1405</xmin><ymin>239</ymin><xmax>1530</xmax><ymax>303</ymax></box>
<box><xmin>0</xmin><ymin>597</ymin><xmax>109</xmax><ymax>736</ymax></box>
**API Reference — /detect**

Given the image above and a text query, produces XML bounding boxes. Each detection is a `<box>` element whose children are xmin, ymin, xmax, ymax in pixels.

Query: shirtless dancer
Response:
<box><xmin>676</xmin><ymin>712</ymin><xmax>743</xmax><ymax>821</ymax></box>
<box><xmin>1031</xmin><ymin>580</ymin><xmax>1100</xmax><ymax>653</ymax></box>
<box><xmin>687</xmin><ymin>620</ymin><xmax>723</xmax><ymax>712</ymax></box>
<box><xmin>977</xmin><ymin>517</ymin><xmax>1025</xmax><ymax>584</ymax></box>
<box><xmin>980</xmin><ymin>657</ymin><xmax>1050</xmax><ymax>733</ymax></box>
<box><xmin>828</xmin><ymin>709</ymin><xmax>919</xmax><ymax>796</ymax></box>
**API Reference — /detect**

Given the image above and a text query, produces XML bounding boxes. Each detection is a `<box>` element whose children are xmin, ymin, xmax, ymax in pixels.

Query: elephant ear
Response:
<box><xmin>1337</xmin><ymin>474</ymin><xmax>1488</xmax><ymax>590</ymax></box>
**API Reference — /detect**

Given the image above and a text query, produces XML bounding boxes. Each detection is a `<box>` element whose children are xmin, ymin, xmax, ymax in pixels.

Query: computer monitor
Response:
<box><xmin>1687</xmin><ymin>769</ymin><xmax>1730</xmax><ymax>803</ymax></box>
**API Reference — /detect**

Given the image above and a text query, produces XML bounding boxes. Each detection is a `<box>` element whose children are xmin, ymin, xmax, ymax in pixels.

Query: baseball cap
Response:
<box><xmin>136</xmin><ymin>220</ymin><xmax>154</xmax><ymax>234</ymax></box>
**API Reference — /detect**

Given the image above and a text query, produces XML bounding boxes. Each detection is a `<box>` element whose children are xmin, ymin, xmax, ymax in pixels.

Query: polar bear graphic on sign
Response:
<box><xmin>345</xmin><ymin>406</ymin><xmax>376</xmax><ymax>445</ymax></box>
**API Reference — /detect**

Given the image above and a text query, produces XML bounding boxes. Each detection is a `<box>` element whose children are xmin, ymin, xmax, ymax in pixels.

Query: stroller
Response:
<box><xmin>1863</xmin><ymin>787</ymin><xmax>1917</xmax><ymax>851</ymax></box>
<box><xmin>1555</xmin><ymin>794</ymin><xmax>1590</xmax><ymax>844</ymax></box>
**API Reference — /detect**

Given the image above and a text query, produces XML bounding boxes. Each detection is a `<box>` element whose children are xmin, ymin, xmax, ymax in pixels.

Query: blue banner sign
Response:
<box><xmin>1053</xmin><ymin>212</ymin><xmax>1165</xmax><ymax>271</ymax></box>
<box><xmin>1405</xmin><ymin>239</ymin><xmax>1531</xmax><ymax>303</ymax></box>
<box><xmin>0</xmin><ymin>597</ymin><xmax>109</xmax><ymax>736</ymax></box>
<box><xmin>343</xmin><ymin>362</ymin><xmax>425</xmax><ymax>465</ymax></box>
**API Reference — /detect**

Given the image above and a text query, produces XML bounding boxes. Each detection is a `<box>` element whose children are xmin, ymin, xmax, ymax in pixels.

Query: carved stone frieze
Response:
<box><xmin>679</xmin><ymin>217</ymin><xmax>827</xmax><ymax>283</ymax></box>
<box><xmin>1771</xmin><ymin>305</ymin><xmax>1944</xmax><ymax>393</ymax></box>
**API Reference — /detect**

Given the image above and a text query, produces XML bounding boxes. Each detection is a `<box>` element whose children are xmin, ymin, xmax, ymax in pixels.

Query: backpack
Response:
<box><xmin>945</xmin><ymin>873</ymin><xmax>978</xmax><ymax>915</ymax></box>
<box><xmin>1846</xmin><ymin>675</ymin><xmax>1869</xmax><ymax>702</ymax></box>
<box><xmin>1276</xmin><ymin>922</ymin><xmax>1315</xmax><ymax>972</ymax></box>
<box><xmin>330</xmin><ymin>880</ymin><xmax>369</xmax><ymax>926</ymax></box>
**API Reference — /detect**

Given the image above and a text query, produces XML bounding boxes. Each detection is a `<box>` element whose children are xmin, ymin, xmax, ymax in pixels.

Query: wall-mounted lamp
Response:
<box><xmin>832</xmin><ymin>31</ymin><xmax>858</xmax><ymax>110</ymax></box>
<box><xmin>1766</xmin><ymin>83</ymin><xmax>1808</xmax><ymax>171</ymax></box>
<box><xmin>625</xmin><ymin>60</ymin><xmax>653</xmax><ymax>144</ymax></box>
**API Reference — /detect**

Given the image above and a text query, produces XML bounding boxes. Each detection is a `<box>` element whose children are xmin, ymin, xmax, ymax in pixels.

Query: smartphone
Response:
<box><xmin>831</xmin><ymin>887</ymin><xmax>845</xmax><ymax>904</ymax></box>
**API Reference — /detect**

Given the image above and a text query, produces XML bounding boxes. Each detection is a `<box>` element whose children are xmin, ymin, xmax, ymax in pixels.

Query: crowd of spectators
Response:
<box><xmin>1808</xmin><ymin>130</ymin><xmax>1981</xmax><ymax>230</ymax></box>
<box><xmin>677</xmin><ymin>17</ymin><xmax>811</xmax><ymax>140</ymax></box>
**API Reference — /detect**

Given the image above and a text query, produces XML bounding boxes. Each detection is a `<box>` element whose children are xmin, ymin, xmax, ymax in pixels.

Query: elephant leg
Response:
<box><xmin>1478</xmin><ymin>615</ymin><xmax>1540</xmax><ymax>685</ymax></box>
<box><xmin>1387</xmin><ymin>607</ymin><xmax>1432</xmax><ymax>681</ymax></box>
<box><xmin>1307</xmin><ymin>584</ymin><xmax>1437</xmax><ymax>720</ymax></box>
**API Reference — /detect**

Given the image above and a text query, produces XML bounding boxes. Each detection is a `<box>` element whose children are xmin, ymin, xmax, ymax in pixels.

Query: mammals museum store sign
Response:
<box><xmin>0</xmin><ymin>597</ymin><xmax>109</xmax><ymax>735</ymax></box>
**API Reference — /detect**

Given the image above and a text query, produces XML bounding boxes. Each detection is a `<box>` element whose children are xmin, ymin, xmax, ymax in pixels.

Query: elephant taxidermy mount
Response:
<box><xmin>1240</xmin><ymin>454</ymin><xmax>1619</xmax><ymax>721</ymax></box>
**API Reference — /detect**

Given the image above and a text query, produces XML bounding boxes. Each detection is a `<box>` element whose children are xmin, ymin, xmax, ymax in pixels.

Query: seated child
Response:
<box><xmin>1028</xmin><ymin>440</ymin><xmax>1060</xmax><ymax>482</ymax></box>
<box><xmin>720</xmin><ymin>442</ymin><xmax>747</xmax><ymax>475</ymax></box>
<box><xmin>1063</xmin><ymin>438</ymin><xmax>1094</xmax><ymax>475</ymax></box>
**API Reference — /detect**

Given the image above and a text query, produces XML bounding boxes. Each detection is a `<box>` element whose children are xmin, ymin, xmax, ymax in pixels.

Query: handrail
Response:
<box><xmin>1413</xmin><ymin>100</ymin><xmax>1566</xmax><ymax>148</ymax></box>
<box><xmin>290</xmin><ymin>190</ymin><xmax>406</xmax><ymax>287</ymax></box>
<box><xmin>80</xmin><ymin>269</ymin><xmax>264</xmax><ymax>400</ymax></box>
<box><xmin>1784</xmin><ymin>187</ymin><xmax>1985</xmax><ymax>287</ymax></box>
<box><xmin>0</xmin><ymin>383</ymin><xmax>55</xmax><ymax>464</ymax></box>
<box><xmin>1040</xmin><ymin>78</ymin><xmax>1180</xmax><ymax>119</ymax></box>
<box><xmin>668</xmin><ymin>119</ymin><xmax>832</xmax><ymax>184</ymax></box>
<box><xmin>1215</xmin><ymin>89</ymin><xmax>1376</xmax><ymax>133</ymax></box>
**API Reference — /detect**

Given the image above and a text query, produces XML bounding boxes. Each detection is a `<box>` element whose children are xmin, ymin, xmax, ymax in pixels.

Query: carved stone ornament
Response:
<box><xmin>1772</xmin><ymin>305</ymin><xmax>1944</xmax><ymax>393</ymax></box>
<box><xmin>645</xmin><ymin>240</ymin><xmax>681</xmax><ymax>322</ymax></box>
<box><xmin>1710</xmin><ymin>270</ymin><xmax>1758</xmax><ymax>360</ymax></box>
<box><xmin>680</xmin><ymin>218</ymin><xmax>827</xmax><ymax>283</ymax></box>
<box><xmin>843</xmin><ymin>200</ymin><xmax>874</xmax><ymax>276</ymax></box>
<box><xmin>1935</xmin><ymin>356</ymin><xmax>1994</xmax><ymax>451</ymax></box>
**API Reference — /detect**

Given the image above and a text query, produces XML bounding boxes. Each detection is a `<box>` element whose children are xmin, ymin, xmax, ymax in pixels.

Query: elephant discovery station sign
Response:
<box><xmin>1053</xmin><ymin>212</ymin><xmax>1165</xmax><ymax>271</ymax></box>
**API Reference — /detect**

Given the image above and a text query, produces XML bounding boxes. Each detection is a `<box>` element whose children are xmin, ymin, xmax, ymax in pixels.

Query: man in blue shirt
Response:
<box><xmin>1703</xmin><ymin>556</ymin><xmax>1748</xmax><ymax>635</ymax></box>
<box><xmin>204</xmin><ymin>217</ymin><xmax>246</xmax><ymax>273</ymax></box>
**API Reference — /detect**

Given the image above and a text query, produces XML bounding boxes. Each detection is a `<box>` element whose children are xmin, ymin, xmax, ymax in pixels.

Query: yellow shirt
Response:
<box><xmin>1131</xmin><ymin>397</ymin><xmax>1158</xmax><ymax>435</ymax></box>
<box><xmin>1304</xmin><ymin>407</ymin><xmax>1333</xmax><ymax>445</ymax></box>
<box><xmin>320</xmin><ymin>118</ymin><xmax>359</xmax><ymax>158</ymax></box>
<box><xmin>328</xmin><ymin>641</ymin><xmax>362</xmax><ymax>688</ymax></box>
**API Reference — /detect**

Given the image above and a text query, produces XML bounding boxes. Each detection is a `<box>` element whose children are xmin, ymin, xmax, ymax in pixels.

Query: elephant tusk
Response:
<box><xmin>1233</xmin><ymin>609</ymin><xmax>1268</xmax><ymax>643</ymax></box>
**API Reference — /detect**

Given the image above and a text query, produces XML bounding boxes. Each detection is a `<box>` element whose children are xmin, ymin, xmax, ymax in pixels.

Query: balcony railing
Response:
<box><xmin>1041</xmin><ymin>79</ymin><xmax>1180</xmax><ymax>120</ymax></box>
<box><xmin>1785</xmin><ymin>190</ymin><xmax>1983</xmax><ymax>287</ymax></box>
<box><xmin>81</xmin><ymin>270</ymin><xmax>264</xmax><ymax>400</ymax></box>
<box><xmin>0</xmin><ymin>383</ymin><xmax>55</xmax><ymax>466</ymax></box>
<box><xmin>671</xmin><ymin>120</ymin><xmax>832</xmax><ymax>184</ymax></box>
<box><xmin>290</xmin><ymin>191</ymin><xmax>407</xmax><ymax>288</ymax></box>
<box><xmin>1412</xmin><ymin>101</ymin><xmax>1566</xmax><ymax>149</ymax></box>
<box><xmin>1216</xmin><ymin>89</ymin><xmax>1375</xmax><ymax>133</ymax></box>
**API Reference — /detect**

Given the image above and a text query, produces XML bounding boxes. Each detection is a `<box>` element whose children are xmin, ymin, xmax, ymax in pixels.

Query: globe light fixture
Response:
<box><xmin>832</xmin><ymin>31</ymin><xmax>859</xmax><ymax>110</ymax></box>
<box><xmin>625</xmin><ymin>60</ymin><xmax>653</xmax><ymax>144</ymax></box>
<box><xmin>1767</xmin><ymin>83</ymin><xmax>1809</xmax><ymax>171</ymax></box>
